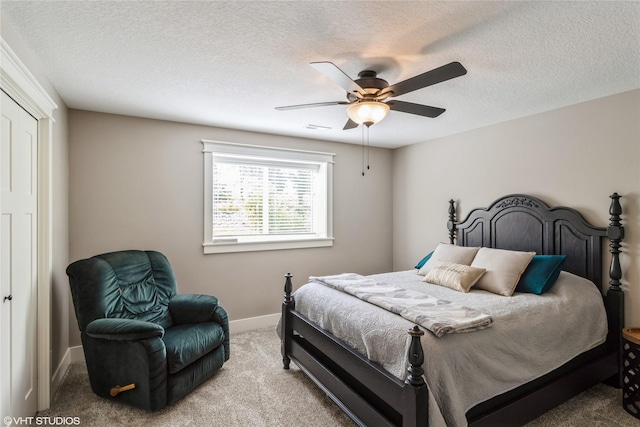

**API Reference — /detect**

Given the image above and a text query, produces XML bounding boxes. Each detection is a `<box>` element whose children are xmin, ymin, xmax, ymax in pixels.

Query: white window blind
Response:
<box><xmin>202</xmin><ymin>141</ymin><xmax>334</xmax><ymax>253</ymax></box>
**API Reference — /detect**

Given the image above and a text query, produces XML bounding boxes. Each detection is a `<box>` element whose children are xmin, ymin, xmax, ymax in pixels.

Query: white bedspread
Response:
<box><xmin>293</xmin><ymin>270</ymin><xmax>607</xmax><ymax>427</ymax></box>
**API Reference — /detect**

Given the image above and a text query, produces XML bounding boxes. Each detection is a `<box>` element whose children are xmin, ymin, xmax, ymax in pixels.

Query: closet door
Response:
<box><xmin>1</xmin><ymin>90</ymin><xmax>39</xmax><ymax>419</ymax></box>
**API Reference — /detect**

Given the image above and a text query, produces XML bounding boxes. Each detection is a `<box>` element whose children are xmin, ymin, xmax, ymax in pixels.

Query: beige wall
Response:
<box><xmin>68</xmin><ymin>110</ymin><xmax>393</xmax><ymax>346</ymax></box>
<box><xmin>1</xmin><ymin>20</ymin><xmax>70</xmax><ymax>396</ymax></box>
<box><xmin>393</xmin><ymin>89</ymin><xmax>640</xmax><ymax>325</ymax></box>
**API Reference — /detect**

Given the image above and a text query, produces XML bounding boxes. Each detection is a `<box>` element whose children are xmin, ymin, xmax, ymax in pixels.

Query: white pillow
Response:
<box><xmin>470</xmin><ymin>247</ymin><xmax>535</xmax><ymax>296</ymax></box>
<box><xmin>417</xmin><ymin>243</ymin><xmax>480</xmax><ymax>276</ymax></box>
<box><xmin>423</xmin><ymin>261</ymin><xmax>487</xmax><ymax>293</ymax></box>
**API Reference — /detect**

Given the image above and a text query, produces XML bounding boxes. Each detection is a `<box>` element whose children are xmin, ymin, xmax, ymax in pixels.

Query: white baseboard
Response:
<box><xmin>229</xmin><ymin>312</ymin><xmax>280</xmax><ymax>333</ymax></box>
<box><xmin>50</xmin><ymin>347</ymin><xmax>72</xmax><ymax>397</ymax></box>
<box><xmin>63</xmin><ymin>313</ymin><xmax>280</xmax><ymax>365</ymax></box>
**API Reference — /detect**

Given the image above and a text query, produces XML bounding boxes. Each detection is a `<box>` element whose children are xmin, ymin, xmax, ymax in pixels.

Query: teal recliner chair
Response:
<box><xmin>67</xmin><ymin>250</ymin><xmax>229</xmax><ymax>411</ymax></box>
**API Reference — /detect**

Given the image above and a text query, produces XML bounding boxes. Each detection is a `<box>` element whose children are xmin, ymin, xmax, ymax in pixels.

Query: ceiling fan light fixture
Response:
<box><xmin>347</xmin><ymin>101</ymin><xmax>390</xmax><ymax>125</ymax></box>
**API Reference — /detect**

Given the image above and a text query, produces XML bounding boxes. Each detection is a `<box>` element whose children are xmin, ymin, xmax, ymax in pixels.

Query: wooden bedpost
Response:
<box><xmin>404</xmin><ymin>326</ymin><xmax>428</xmax><ymax>426</ymax></box>
<box><xmin>607</xmin><ymin>193</ymin><xmax>624</xmax><ymax>293</ymax></box>
<box><xmin>605</xmin><ymin>193</ymin><xmax>625</xmax><ymax>386</ymax></box>
<box><xmin>281</xmin><ymin>273</ymin><xmax>294</xmax><ymax>370</ymax></box>
<box><xmin>406</xmin><ymin>326</ymin><xmax>425</xmax><ymax>386</ymax></box>
<box><xmin>448</xmin><ymin>199</ymin><xmax>456</xmax><ymax>244</ymax></box>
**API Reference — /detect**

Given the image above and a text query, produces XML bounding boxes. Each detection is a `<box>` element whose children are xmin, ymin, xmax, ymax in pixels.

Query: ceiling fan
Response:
<box><xmin>275</xmin><ymin>61</ymin><xmax>467</xmax><ymax>129</ymax></box>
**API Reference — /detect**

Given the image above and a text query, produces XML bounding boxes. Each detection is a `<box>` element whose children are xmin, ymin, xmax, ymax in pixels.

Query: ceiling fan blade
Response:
<box><xmin>275</xmin><ymin>101</ymin><xmax>349</xmax><ymax>111</ymax></box>
<box><xmin>343</xmin><ymin>118</ymin><xmax>359</xmax><ymax>130</ymax></box>
<box><xmin>387</xmin><ymin>100</ymin><xmax>446</xmax><ymax>118</ymax></box>
<box><xmin>310</xmin><ymin>61</ymin><xmax>365</xmax><ymax>96</ymax></box>
<box><xmin>381</xmin><ymin>62</ymin><xmax>467</xmax><ymax>98</ymax></box>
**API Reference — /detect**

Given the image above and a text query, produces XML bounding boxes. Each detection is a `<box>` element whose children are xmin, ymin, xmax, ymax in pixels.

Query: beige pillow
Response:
<box><xmin>418</xmin><ymin>243</ymin><xmax>480</xmax><ymax>276</ymax></box>
<box><xmin>470</xmin><ymin>247</ymin><xmax>535</xmax><ymax>296</ymax></box>
<box><xmin>423</xmin><ymin>261</ymin><xmax>487</xmax><ymax>293</ymax></box>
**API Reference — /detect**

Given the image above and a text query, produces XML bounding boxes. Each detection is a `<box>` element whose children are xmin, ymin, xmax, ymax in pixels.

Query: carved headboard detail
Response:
<box><xmin>447</xmin><ymin>194</ymin><xmax>613</xmax><ymax>287</ymax></box>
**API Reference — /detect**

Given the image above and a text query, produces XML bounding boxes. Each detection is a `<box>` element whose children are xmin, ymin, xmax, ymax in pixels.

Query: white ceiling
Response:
<box><xmin>2</xmin><ymin>1</ymin><xmax>639</xmax><ymax>149</ymax></box>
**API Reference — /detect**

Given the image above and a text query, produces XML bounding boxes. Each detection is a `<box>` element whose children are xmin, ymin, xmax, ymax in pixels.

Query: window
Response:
<box><xmin>202</xmin><ymin>140</ymin><xmax>334</xmax><ymax>253</ymax></box>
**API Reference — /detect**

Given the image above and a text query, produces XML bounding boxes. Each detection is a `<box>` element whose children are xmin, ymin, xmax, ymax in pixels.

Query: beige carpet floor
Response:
<box><xmin>38</xmin><ymin>327</ymin><xmax>638</xmax><ymax>426</ymax></box>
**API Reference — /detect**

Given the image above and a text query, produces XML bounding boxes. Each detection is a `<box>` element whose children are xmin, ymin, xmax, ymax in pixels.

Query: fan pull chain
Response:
<box><xmin>361</xmin><ymin>125</ymin><xmax>365</xmax><ymax>176</ymax></box>
<box><xmin>366</xmin><ymin>124</ymin><xmax>371</xmax><ymax>171</ymax></box>
<box><xmin>362</xmin><ymin>122</ymin><xmax>373</xmax><ymax>176</ymax></box>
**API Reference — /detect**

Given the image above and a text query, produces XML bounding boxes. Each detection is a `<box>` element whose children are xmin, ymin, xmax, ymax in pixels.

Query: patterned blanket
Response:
<box><xmin>309</xmin><ymin>273</ymin><xmax>492</xmax><ymax>337</ymax></box>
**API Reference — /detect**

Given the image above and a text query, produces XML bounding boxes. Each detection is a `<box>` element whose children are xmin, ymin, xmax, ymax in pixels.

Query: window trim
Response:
<box><xmin>202</xmin><ymin>140</ymin><xmax>334</xmax><ymax>254</ymax></box>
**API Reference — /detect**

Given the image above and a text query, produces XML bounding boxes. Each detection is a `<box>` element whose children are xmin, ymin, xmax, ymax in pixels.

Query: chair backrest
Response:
<box><xmin>67</xmin><ymin>250</ymin><xmax>177</xmax><ymax>331</ymax></box>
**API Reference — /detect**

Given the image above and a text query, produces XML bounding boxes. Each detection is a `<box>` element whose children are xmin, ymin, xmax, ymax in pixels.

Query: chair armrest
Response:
<box><xmin>169</xmin><ymin>294</ymin><xmax>219</xmax><ymax>325</ymax></box>
<box><xmin>213</xmin><ymin>305</ymin><xmax>230</xmax><ymax>361</ymax></box>
<box><xmin>86</xmin><ymin>318</ymin><xmax>164</xmax><ymax>341</ymax></box>
<box><xmin>169</xmin><ymin>295</ymin><xmax>230</xmax><ymax>361</ymax></box>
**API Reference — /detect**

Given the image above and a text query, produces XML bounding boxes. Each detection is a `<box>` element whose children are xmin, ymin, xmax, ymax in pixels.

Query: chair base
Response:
<box><xmin>167</xmin><ymin>346</ymin><xmax>226</xmax><ymax>406</ymax></box>
<box><xmin>82</xmin><ymin>333</ymin><xmax>226</xmax><ymax>411</ymax></box>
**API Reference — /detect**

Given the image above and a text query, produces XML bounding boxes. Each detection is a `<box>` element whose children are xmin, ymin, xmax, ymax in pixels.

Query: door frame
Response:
<box><xmin>1</xmin><ymin>37</ymin><xmax>58</xmax><ymax>411</ymax></box>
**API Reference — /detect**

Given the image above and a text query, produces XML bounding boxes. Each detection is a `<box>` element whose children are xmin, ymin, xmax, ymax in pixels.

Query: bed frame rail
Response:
<box><xmin>468</xmin><ymin>349</ymin><xmax>617</xmax><ymax>426</ymax></box>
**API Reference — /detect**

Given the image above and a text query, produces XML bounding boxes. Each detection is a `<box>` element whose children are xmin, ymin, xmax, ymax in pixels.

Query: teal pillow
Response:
<box><xmin>415</xmin><ymin>251</ymin><xmax>433</xmax><ymax>269</ymax></box>
<box><xmin>515</xmin><ymin>255</ymin><xmax>566</xmax><ymax>294</ymax></box>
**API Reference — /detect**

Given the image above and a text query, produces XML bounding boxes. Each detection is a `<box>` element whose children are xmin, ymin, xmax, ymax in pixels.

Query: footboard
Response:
<box><xmin>281</xmin><ymin>273</ymin><xmax>428</xmax><ymax>427</ymax></box>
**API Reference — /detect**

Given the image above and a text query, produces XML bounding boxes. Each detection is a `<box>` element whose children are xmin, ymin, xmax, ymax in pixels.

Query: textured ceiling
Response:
<box><xmin>2</xmin><ymin>1</ymin><xmax>639</xmax><ymax>148</ymax></box>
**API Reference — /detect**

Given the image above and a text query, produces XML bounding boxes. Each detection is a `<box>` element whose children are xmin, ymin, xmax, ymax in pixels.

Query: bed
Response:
<box><xmin>279</xmin><ymin>193</ymin><xmax>625</xmax><ymax>426</ymax></box>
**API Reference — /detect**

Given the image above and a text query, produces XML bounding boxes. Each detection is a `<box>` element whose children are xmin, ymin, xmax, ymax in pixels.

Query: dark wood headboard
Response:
<box><xmin>447</xmin><ymin>194</ymin><xmax>623</xmax><ymax>289</ymax></box>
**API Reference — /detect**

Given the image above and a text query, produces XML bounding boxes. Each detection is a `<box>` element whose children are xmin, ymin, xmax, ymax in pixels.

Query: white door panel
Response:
<box><xmin>1</xmin><ymin>90</ymin><xmax>39</xmax><ymax>419</ymax></box>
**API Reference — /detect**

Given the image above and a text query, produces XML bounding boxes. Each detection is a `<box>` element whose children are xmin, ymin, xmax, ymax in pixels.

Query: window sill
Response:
<box><xmin>203</xmin><ymin>237</ymin><xmax>334</xmax><ymax>254</ymax></box>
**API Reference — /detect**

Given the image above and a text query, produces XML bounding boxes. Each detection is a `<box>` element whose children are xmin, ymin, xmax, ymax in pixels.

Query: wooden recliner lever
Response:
<box><xmin>110</xmin><ymin>383</ymin><xmax>136</xmax><ymax>397</ymax></box>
